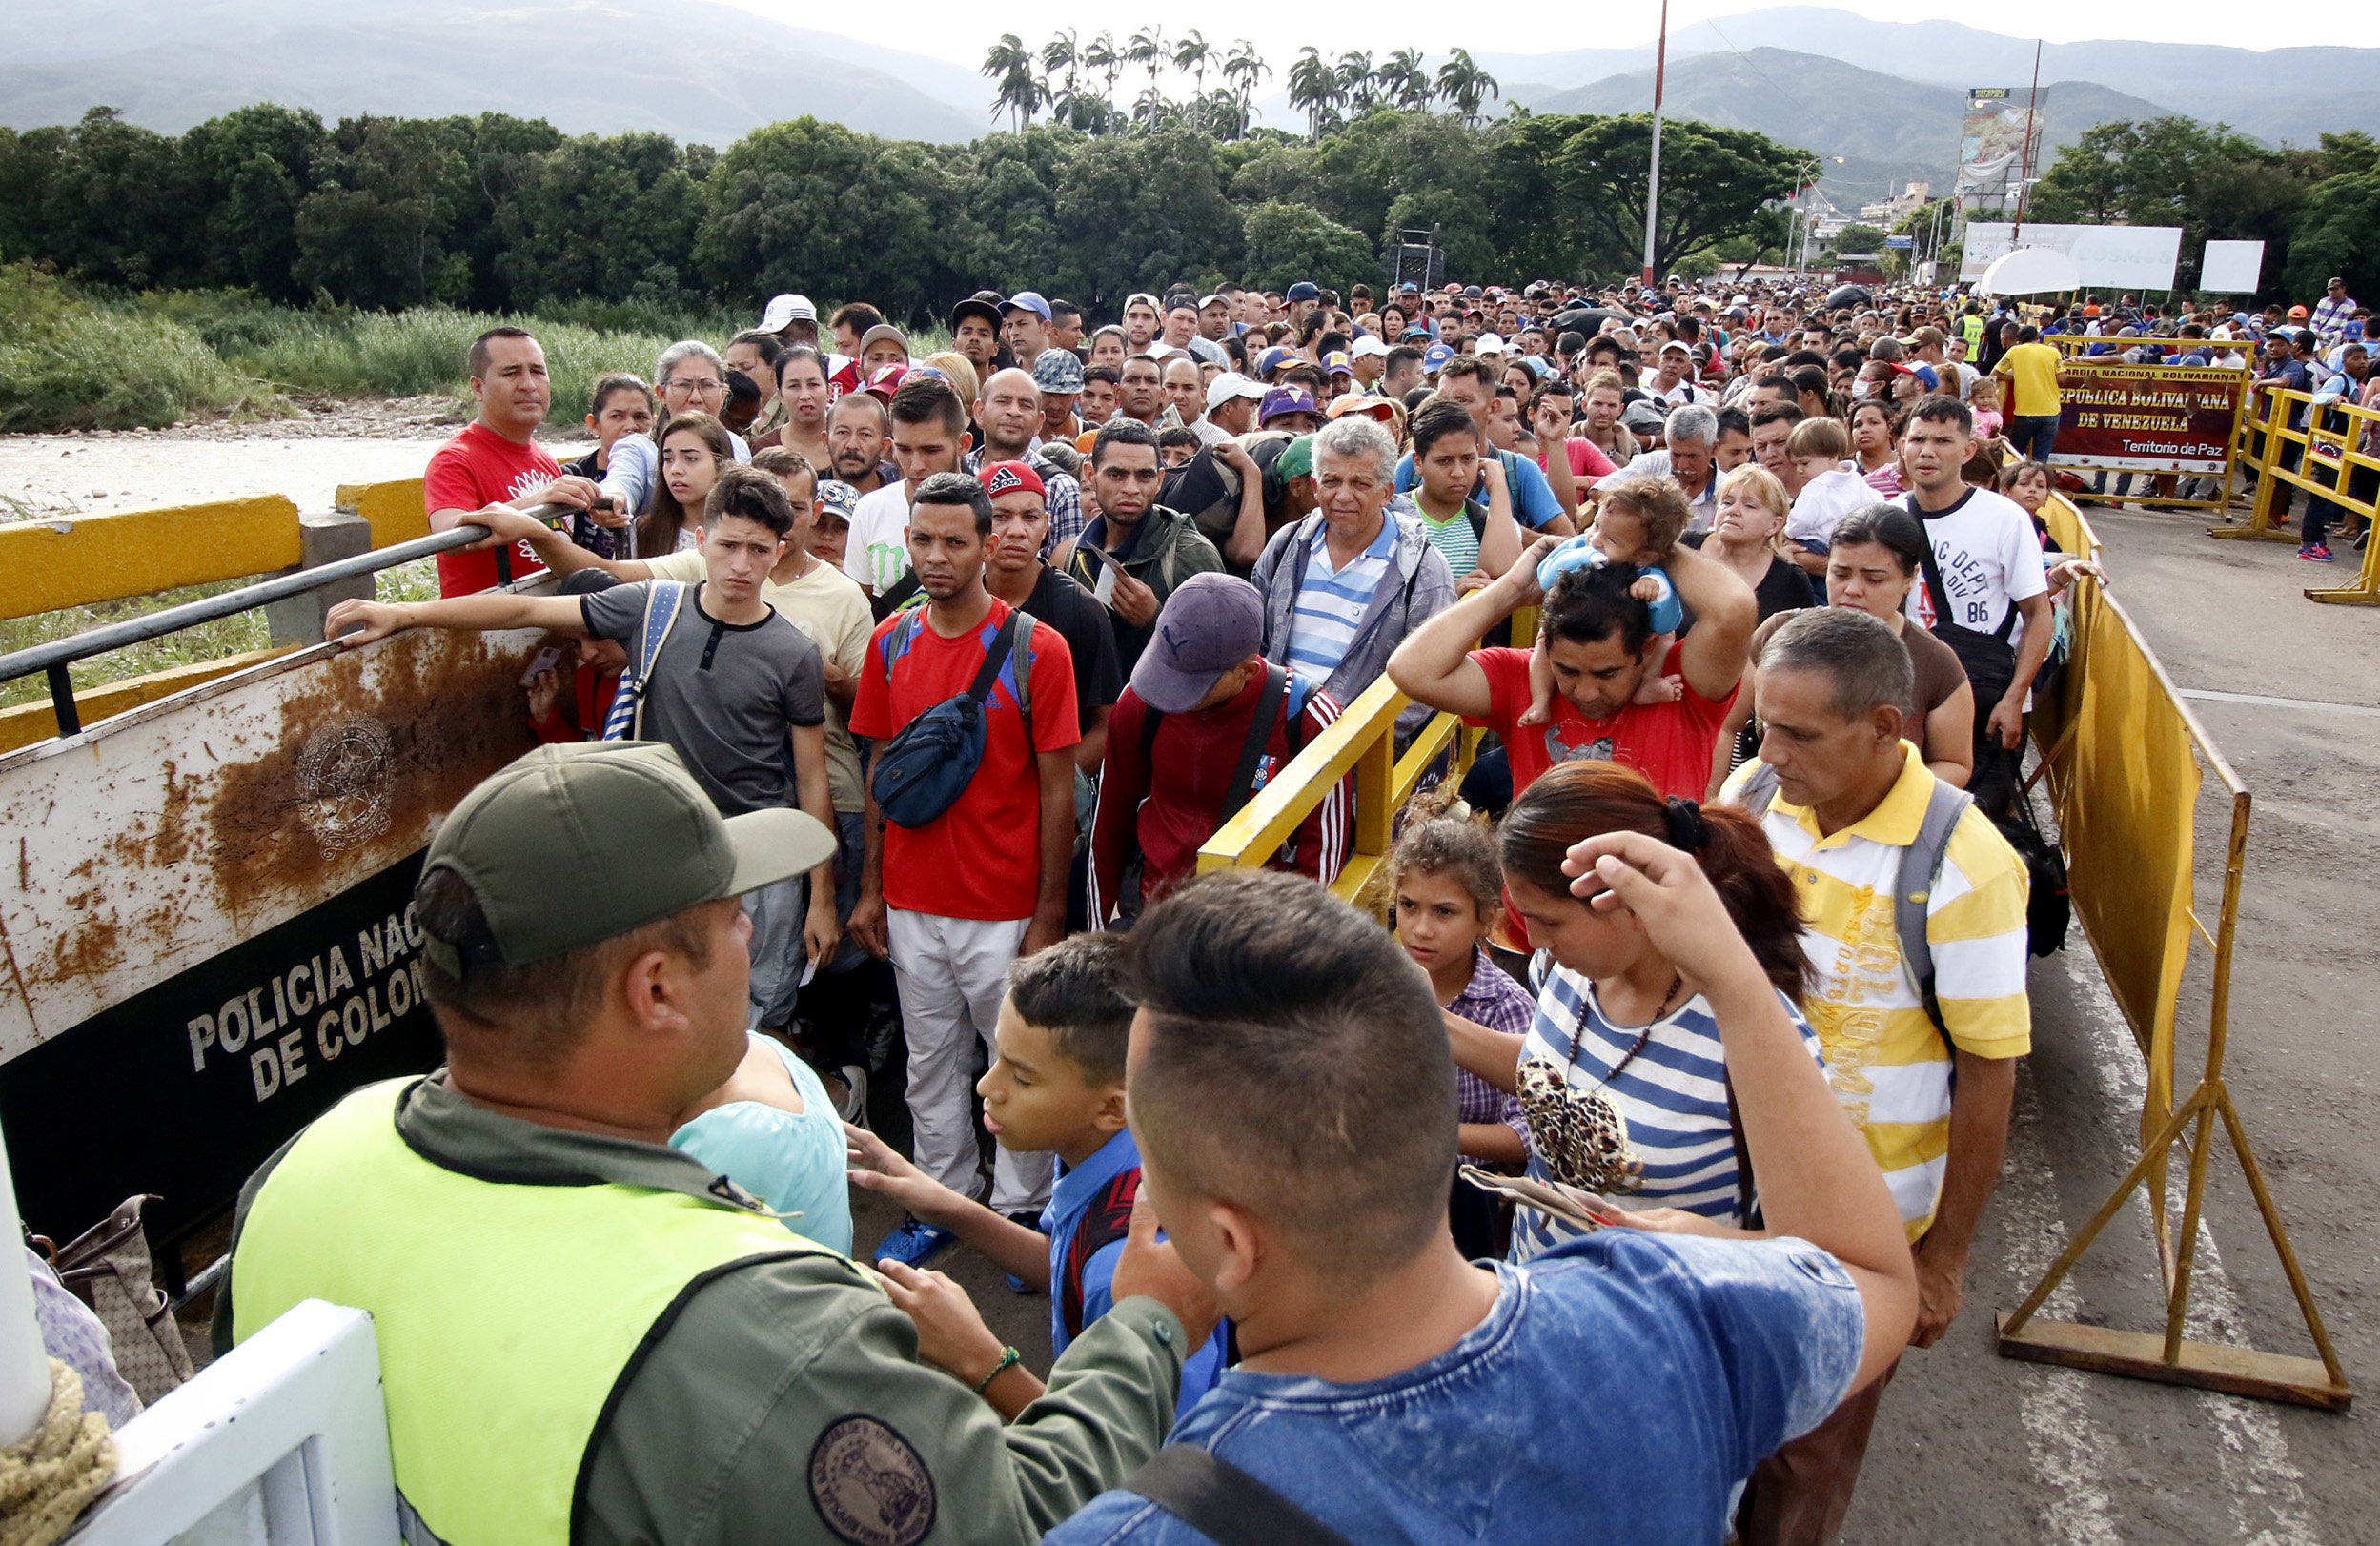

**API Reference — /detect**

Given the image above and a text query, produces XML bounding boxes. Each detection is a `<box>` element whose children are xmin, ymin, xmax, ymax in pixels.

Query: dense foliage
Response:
<box><xmin>0</xmin><ymin>103</ymin><xmax>1817</xmax><ymax>321</ymax></box>
<box><xmin>2028</xmin><ymin>117</ymin><xmax>2380</xmax><ymax>301</ymax></box>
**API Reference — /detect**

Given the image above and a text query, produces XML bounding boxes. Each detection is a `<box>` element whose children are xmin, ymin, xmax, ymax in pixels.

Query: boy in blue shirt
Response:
<box><xmin>848</xmin><ymin>933</ymin><xmax>1227</xmax><ymax>1417</ymax></box>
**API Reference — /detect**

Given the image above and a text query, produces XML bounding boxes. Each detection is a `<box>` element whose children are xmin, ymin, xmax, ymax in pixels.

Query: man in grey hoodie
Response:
<box><xmin>1249</xmin><ymin>417</ymin><xmax>1457</xmax><ymax>740</ymax></box>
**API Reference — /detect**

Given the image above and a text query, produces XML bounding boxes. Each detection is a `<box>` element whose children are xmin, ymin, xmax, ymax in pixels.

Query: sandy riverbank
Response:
<box><xmin>0</xmin><ymin>397</ymin><xmax>593</xmax><ymax>519</ymax></box>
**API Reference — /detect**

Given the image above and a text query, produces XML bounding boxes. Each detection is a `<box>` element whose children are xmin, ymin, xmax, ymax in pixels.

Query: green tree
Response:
<box><xmin>695</xmin><ymin>117</ymin><xmax>949</xmax><ymax>322</ymax></box>
<box><xmin>493</xmin><ymin>132</ymin><xmax>702</xmax><ymax>307</ymax></box>
<box><xmin>1287</xmin><ymin>48</ymin><xmax>1341</xmax><ymax>143</ymax></box>
<box><xmin>28</xmin><ymin>108</ymin><xmax>196</xmax><ymax>290</ymax></box>
<box><xmin>1048</xmin><ymin>128</ymin><xmax>1242</xmax><ymax>312</ymax></box>
<box><xmin>2029</xmin><ymin>116</ymin><xmax>2305</xmax><ymax>292</ymax></box>
<box><xmin>1830</xmin><ymin>222</ymin><xmax>1887</xmax><ymax>254</ymax></box>
<box><xmin>1241</xmin><ymin>200</ymin><xmax>1373</xmax><ymax>295</ymax></box>
<box><xmin>294</xmin><ymin>116</ymin><xmax>483</xmax><ymax>307</ymax></box>
<box><xmin>1537</xmin><ymin>113</ymin><xmax>1816</xmax><ymax>277</ymax></box>
<box><xmin>982</xmin><ymin>35</ymin><xmax>1044</xmax><ymax>132</ymax></box>
<box><xmin>179</xmin><ymin>105</ymin><xmax>328</xmax><ymax>301</ymax></box>
<box><xmin>1221</xmin><ymin>41</ymin><xmax>1270</xmax><ymax>133</ymax></box>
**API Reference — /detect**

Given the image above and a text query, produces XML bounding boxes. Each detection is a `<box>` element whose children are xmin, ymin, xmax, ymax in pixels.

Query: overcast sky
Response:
<box><xmin>713</xmin><ymin>0</ymin><xmax>2318</xmax><ymax>71</ymax></box>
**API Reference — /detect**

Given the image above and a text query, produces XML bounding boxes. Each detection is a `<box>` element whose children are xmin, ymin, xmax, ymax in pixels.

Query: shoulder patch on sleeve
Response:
<box><xmin>807</xmin><ymin>1415</ymin><xmax>937</xmax><ymax>1546</ymax></box>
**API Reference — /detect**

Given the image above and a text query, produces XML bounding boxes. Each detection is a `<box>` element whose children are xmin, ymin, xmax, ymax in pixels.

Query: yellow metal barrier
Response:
<box><xmin>2212</xmin><ymin>385</ymin><xmax>2380</xmax><ymax>602</ymax></box>
<box><xmin>1196</xmin><ymin>607</ymin><xmax>1536</xmax><ymax>899</ymax></box>
<box><xmin>2000</xmin><ymin>533</ymin><xmax>2349</xmax><ymax>1410</ymax></box>
<box><xmin>0</xmin><ymin>647</ymin><xmax>295</xmax><ymax>753</ymax></box>
<box><xmin>336</xmin><ymin>478</ymin><xmax>433</xmax><ymax>550</ymax></box>
<box><xmin>0</xmin><ymin>498</ymin><xmax>301</xmax><ymax>621</ymax></box>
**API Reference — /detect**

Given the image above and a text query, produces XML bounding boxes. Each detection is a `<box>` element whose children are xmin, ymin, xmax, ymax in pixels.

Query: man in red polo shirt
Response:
<box><xmin>1387</xmin><ymin>526</ymin><xmax>1756</xmax><ymax>800</ymax></box>
<box><xmin>423</xmin><ymin>327</ymin><xmax>601</xmax><ymax>596</ymax></box>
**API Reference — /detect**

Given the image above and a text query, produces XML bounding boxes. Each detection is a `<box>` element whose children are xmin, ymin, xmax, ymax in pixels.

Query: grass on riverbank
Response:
<box><xmin>0</xmin><ymin>266</ymin><xmax>783</xmax><ymax>434</ymax></box>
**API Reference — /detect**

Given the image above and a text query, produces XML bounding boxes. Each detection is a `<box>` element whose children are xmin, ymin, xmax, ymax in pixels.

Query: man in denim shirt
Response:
<box><xmin>1048</xmin><ymin>854</ymin><xmax>1917</xmax><ymax>1546</ymax></box>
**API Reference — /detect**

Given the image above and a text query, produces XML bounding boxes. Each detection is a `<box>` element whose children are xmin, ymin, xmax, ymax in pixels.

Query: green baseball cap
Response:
<box><xmin>419</xmin><ymin>742</ymin><xmax>835</xmax><ymax>974</ymax></box>
<box><xmin>1276</xmin><ymin>433</ymin><xmax>1316</xmax><ymax>482</ymax></box>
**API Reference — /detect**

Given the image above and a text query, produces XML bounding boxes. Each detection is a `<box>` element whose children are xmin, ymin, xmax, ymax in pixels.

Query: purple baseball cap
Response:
<box><xmin>1258</xmin><ymin>385</ymin><xmax>1321</xmax><ymax>426</ymax></box>
<box><xmin>1129</xmin><ymin>574</ymin><xmax>1266</xmax><ymax>714</ymax></box>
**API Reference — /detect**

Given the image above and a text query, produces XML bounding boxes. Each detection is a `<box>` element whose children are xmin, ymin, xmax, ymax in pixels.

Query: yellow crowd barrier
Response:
<box><xmin>0</xmin><ymin>497</ymin><xmax>303</xmax><ymax>621</ymax></box>
<box><xmin>1196</xmin><ymin>608</ymin><xmax>1536</xmax><ymax>900</ymax></box>
<box><xmin>0</xmin><ymin>481</ymin><xmax>435</xmax><ymax>626</ymax></box>
<box><xmin>2212</xmin><ymin>385</ymin><xmax>2380</xmax><ymax>603</ymax></box>
<box><xmin>1997</xmin><ymin>497</ymin><xmax>2348</xmax><ymax>1408</ymax></box>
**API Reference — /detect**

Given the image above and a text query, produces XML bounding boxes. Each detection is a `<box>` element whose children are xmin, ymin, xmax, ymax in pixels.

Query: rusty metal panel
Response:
<box><xmin>0</xmin><ymin>626</ymin><xmax>543</xmax><ymax>1056</ymax></box>
<box><xmin>0</xmin><ymin>498</ymin><xmax>303</xmax><ymax>620</ymax></box>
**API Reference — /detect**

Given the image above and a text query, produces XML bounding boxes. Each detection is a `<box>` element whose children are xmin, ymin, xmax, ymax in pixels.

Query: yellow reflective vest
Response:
<box><xmin>233</xmin><ymin>1080</ymin><xmax>827</xmax><ymax>1544</ymax></box>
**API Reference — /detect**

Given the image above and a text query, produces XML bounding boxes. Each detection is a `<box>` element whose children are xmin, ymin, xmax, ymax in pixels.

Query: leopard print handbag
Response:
<box><xmin>1515</xmin><ymin>1053</ymin><xmax>1645</xmax><ymax>1199</ymax></box>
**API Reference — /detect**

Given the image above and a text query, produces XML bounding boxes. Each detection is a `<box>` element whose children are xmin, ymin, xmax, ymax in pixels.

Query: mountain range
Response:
<box><xmin>5</xmin><ymin>0</ymin><xmax>2374</xmax><ymax>210</ymax></box>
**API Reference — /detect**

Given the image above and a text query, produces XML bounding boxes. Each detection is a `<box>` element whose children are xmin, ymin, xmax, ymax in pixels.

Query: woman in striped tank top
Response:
<box><xmin>1445</xmin><ymin>759</ymin><xmax>1825</xmax><ymax>1262</ymax></box>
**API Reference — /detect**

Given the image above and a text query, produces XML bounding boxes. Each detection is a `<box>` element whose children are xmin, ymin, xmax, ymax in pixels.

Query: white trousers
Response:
<box><xmin>886</xmin><ymin>908</ymin><xmax>1054</xmax><ymax>1213</ymax></box>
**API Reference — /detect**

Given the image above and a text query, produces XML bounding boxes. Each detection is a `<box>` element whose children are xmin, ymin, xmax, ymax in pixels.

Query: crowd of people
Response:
<box><xmin>216</xmin><ymin>267</ymin><xmax>2168</xmax><ymax>1544</ymax></box>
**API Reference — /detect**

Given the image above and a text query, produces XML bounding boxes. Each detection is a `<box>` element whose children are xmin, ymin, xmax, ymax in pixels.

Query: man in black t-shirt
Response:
<box><xmin>978</xmin><ymin>461</ymin><xmax>1122</xmax><ymax>770</ymax></box>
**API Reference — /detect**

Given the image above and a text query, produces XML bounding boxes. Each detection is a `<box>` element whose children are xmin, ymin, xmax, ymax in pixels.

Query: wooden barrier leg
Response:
<box><xmin>2216</xmin><ymin>1088</ymin><xmax>2351</xmax><ymax>1393</ymax></box>
<box><xmin>2210</xmin><ymin>401</ymin><xmax>2299</xmax><ymax>542</ymax></box>
<box><xmin>2305</xmin><ymin>519</ymin><xmax>2380</xmax><ymax>604</ymax></box>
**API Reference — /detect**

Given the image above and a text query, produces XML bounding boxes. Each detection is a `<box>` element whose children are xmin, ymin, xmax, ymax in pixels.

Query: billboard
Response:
<box><xmin>1959</xmin><ymin>223</ymin><xmax>2183</xmax><ymax>291</ymax></box>
<box><xmin>1955</xmin><ymin>87</ymin><xmax>2043</xmax><ymax>202</ymax></box>
<box><xmin>2200</xmin><ymin>239</ymin><xmax>2266</xmax><ymax>294</ymax></box>
<box><xmin>2051</xmin><ymin>361</ymin><xmax>2246</xmax><ymax>476</ymax></box>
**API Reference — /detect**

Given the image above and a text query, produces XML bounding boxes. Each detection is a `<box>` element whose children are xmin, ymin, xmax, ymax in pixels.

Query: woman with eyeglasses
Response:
<box><xmin>597</xmin><ymin>340</ymin><xmax>752</xmax><ymax>555</ymax></box>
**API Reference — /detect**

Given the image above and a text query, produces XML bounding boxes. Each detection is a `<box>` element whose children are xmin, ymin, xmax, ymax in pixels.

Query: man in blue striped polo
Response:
<box><xmin>1249</xmin><ymin>417</ymin><xmax>1458</xmax><ymax>740</ymax></box>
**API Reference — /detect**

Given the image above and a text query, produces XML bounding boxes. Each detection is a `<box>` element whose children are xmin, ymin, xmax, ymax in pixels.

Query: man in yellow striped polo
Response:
<box><xmin>1722</xmin><ymin>605</ymin><xmax>2029</xmax><ymax>1546</ymax></box>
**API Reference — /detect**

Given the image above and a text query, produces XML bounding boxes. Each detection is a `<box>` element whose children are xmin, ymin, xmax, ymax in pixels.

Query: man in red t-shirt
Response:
<box><xmin>848</xmin><ymin>472</ymin><xmax>1079</xmax><ymax>1264</ymax></box>
<box><xmin>1387</xmin><ymin>532</ymin><xmax>1757</xmax><ymax>801</ymax></box>
<box><xmin>423</xmin><ymin>327</ymin><xmax>602</xmax><ymax>597</ymax></box>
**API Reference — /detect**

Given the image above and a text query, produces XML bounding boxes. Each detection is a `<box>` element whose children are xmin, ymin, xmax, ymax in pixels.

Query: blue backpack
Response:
<box><xmin>869</xmin><ymin>607</ymin><xmax>1036</xmax><ymax>828</ymax></box>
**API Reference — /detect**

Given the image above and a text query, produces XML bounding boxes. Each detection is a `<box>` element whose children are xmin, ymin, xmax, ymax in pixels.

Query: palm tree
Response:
<box><xmin>1377</xmin><ymin>49</ymin><xmax>1433</xmax><ymax>112</ymax></box>
<box><xmin>1172</xmin><ymin>30</ymin><xmax>1212</xmax><ymax>97</ymax></box>
<box><xmin>1222</xmin><ymin>40</ymin><xmax>1269</xmax><ymax>130</ymax></box>
<box><xmin>1191</xmin><ymin>88</ymin><xmax>1248</xmax><ymax>141</ymax></box>
<box><xmin>1127</xmin><ymin>27</ymin><xmax>1168</xmax><ymax>98</ymax></box>
<box><xmin>1287</xmin><ymin>46</ymin><xmax>1340</xmax><ymax>142</ymax></box>
<box><xmin>1434</xmin><ymin>48</ymin><xmax>1500</xmax><ymax>128</ymax></box>
<box><xmin>1042</xmin><ymin>31</ymin><xmax>1082</xmax><ymax>125</ymax></box>
<box><xmin>981</xmin><ymin>34</ymin><xmax>1043</xmax><ymax>132</ymax></box>
<box><xmin>1085</xmin><ymin>31</ymin><xmax>1122</xmax><ymax>126</ymax></box>
<box><xmin>1336</xmin><ymin>50</ymin><xmax>1376</xmax><ymax>114</ymax></box>
<box><xmin>1133</xmin><ymin>83</ymin><xmax>1173</xmax><ymax>131</ymax></box>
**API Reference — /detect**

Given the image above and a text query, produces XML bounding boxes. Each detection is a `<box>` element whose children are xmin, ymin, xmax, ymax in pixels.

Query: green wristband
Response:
<box><xmin>973</xmin><ymin>1346</ymin><xmax>1022</xmax><ymax>1394</ymax></box>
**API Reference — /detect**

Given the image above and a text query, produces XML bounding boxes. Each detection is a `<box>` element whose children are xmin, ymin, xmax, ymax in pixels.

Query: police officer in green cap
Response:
<box><xmin>214</xmin><ymin>741</ymin><xmax>1213</xmax><ymax>1545</ymax></box>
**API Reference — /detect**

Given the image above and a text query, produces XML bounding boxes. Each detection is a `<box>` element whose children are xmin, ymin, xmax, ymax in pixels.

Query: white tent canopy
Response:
<box><xmin>1979</xmin><ymin>245</ymin><xmax>2084</xmax><ymax>296</ymax></box>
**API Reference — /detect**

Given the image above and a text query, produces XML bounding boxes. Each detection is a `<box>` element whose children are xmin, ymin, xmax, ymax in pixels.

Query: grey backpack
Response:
<box><xmin>1734</xmin><ymin>763</ymin><xmax>1970</xmax><ymax>1044</ymax></box>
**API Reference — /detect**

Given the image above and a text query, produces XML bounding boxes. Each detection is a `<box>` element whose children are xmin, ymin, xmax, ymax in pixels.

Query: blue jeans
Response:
<box><xmin>2007</xmin><ymin>414</ymin><xmax>2061</xmax><ymax>464</ymax></box>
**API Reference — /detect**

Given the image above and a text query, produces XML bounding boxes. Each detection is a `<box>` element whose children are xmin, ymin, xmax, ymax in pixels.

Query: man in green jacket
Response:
<box><xmin>214</xmin><ymin>740</ymin><xmax>1212</xmax><ymax>1546</ymax></box>
<box><xmin>1066</xmin><ymin>417</ymin><xmax>1224</xmax><ymax>673</ymax></box>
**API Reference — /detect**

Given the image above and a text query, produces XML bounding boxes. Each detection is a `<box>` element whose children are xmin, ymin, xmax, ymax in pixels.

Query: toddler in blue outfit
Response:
<box><xmin>1519</xmin><ymin>481</ymin><xmax>1690</xmax><ymax>727</ymax></box>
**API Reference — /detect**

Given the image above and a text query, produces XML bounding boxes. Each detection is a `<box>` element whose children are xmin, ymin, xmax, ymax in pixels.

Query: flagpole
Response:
<box><xmin>1641</xmin><ymin>0</ymin><xmax>1668</xmax><ymax>288</ymax></box>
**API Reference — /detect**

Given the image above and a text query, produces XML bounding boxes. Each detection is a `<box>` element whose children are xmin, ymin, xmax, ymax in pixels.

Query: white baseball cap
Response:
<box><xmin>1351</xmin><ymin>336</ymin><xmax>1390</xmax><ymax>360</ymax></box>
<box><xmin>1206</xmin><ymin>373</ymin><xmax>1267</xmax><ymax>411</ymax></box>
<box><xmin>1476</xmin><ymin>333</ymin><xmax>1507</xmax><ymax>355</ymax></box>
<box><xmin>759</xmin><ymin>294</ymin><xmax>817</xmax><ymax>331</ymax></box>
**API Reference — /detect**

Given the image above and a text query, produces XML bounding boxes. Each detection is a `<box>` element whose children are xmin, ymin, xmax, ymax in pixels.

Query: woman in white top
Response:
<box><xmin>1442</xmin><ymin>760</ymin><xmax>1822</xmax><ymax>1262</ymax></box>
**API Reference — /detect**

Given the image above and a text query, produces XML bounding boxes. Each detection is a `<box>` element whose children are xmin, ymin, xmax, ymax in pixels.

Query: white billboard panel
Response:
<box><xmin>2200</xmin><ymin>239</ymin><xmax>2266</xmax><ymax>295</ymax></box>
<box><xmin>1959</xmin><ymin>223</ymin><xmax>2182</xmax><ymax>291</ymax></box>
